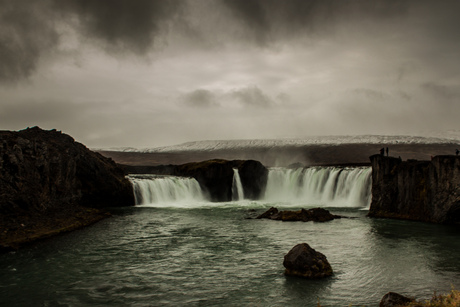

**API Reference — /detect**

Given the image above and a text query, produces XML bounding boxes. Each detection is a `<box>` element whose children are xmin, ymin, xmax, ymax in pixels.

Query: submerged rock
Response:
<box><xmin>257</xmin><ymin>207</ymin><xmax>341</xmax><ymax>222</ymax></box>
<box><xmin>256</xmin><ymin>206</ymin><xmax>279</xmax><ymax>219</ymax></box>
<box><xmin>283</xmin><ymin>243</ymin><xmax>333</xmax><ymax>279</ymax></box>
<box><xmin>379</xmin><ymin>292</ymin><xmax>415</xmax><ymax>307</ymax></box>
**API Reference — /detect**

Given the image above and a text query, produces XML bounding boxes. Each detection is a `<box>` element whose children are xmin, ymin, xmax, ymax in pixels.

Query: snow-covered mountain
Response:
<box><xmin>98</xmin><ymin>134</ymin><xmax>460</xmax><ymax>153</ymax></box>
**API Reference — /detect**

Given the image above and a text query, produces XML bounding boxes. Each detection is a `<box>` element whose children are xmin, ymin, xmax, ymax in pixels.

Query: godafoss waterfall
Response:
<box><xmin>2</xmin><ymin>165</ymin><xmax>460</xmax><ymax>306</ymax></box>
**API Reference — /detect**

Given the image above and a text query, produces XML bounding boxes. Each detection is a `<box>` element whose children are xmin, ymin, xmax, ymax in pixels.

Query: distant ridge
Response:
<box><xmin>96</xmin><ymin>135</ymin><xmax>460</xmax><ymax>153</ymax></box>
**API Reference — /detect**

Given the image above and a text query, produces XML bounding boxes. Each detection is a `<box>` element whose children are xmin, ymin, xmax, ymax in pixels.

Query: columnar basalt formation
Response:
<box><xmin>368</xmin><ymin>154</ymin><xmax>460</xmax><ymax>224</ymax></box>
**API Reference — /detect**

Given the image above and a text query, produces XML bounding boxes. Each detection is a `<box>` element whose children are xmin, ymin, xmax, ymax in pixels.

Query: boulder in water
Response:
<box><xmin>379</xmin><ymin>292</ymin><xmax>415</xmax><ymax>307</ymax></box>
<box><xmin>257</xmin><ymin>207</ymin><xmax>340</xmax><ymax>222</ymax></box>
<box><xmin>283</xmin><ymin>243</ymin><xmax>333</xmax><ymax>279</ymax></box>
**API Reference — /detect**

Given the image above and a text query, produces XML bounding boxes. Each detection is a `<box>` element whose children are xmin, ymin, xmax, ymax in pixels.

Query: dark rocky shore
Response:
<box><xmin>0</xmin><ymin>127</ymin><xmax>135</xmax><ymax>251</ymax></box>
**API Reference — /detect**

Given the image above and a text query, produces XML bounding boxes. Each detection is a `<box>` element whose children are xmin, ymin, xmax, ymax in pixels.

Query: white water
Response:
<box><xmin>264</xmin><ymin>167</ymin><xmax>372</xmax><ymax>207</ymax></box>
<box><xmin>128</xmin><ymin>175</ymin><xmax>205</xmax><ymax>206</ymax></box>
<box><xmin>128</xmin><ymin>166</ymin><xmax>372</xmax><ymax>208</ymax></box>
<box><xmin>232</xmin><ymin>168</ymin><xmax>245</xmax><ymax>201</ymax></box>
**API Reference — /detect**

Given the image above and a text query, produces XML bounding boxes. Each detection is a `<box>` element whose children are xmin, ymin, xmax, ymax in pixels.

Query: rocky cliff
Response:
<box><xmin>123</xmin><ymin>159</ymin><xmax>268</xmax><ymax>202</ymax></box>
<box><xmin>368</xmin><ymin>155</ymin><xmax>460</xmax><ymax>224</ymax></box>
<box><xmin>0</xmin><ymin>127</ymin><xmax>135</xmax><ymax>249</ymax></box>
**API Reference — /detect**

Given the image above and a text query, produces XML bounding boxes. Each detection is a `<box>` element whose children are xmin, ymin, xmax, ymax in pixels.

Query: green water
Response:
<box><xmin>1</xmin><ymin>203</ymin><xmax>459</xmax><ymax>306</ymax></box>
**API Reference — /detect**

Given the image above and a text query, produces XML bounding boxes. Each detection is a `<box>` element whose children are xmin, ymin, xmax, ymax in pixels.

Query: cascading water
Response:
<box><xmin>232</xmin><ymin>168</ymin><xmax>245</xmax><ymax>201</ymax></box>
<box><xmin>128</xmin><ymin>174</ymin><xmax>205</xmax><ymax>205</ymax></box>
<box><xmin>127</xmin><ymin>166</ymin><xmax>371</xmax><ymax>208</ymax></box>
<box><xmin>264</xmin><ymin>167</ymin><xmax>372</xmax><ymax>207</ymax></box>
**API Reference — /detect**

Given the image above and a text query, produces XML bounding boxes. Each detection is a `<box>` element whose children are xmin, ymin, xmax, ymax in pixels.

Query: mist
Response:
<box><xmin>1</xmin><ymin>0</ymin><xmax>459</xmax><ymax>148</ymax></box>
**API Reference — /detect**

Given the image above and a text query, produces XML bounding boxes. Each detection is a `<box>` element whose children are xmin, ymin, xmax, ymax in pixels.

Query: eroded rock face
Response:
<box><xmin>283</xmin><ymin>243</ymin><xmax>333</xmax><ymax>279</ymax></box>
<box><xmin>368</xmin><ymin>154</ymin><xmax>460</xmax><ymax>224</ymax></box>
<box><xmin>0</xmin><ymin>127</ymin><xmax>135</xmax><ymax>215</ymax></box>
<box><xmin>257</xmin><ymin>207</ymin><xmax>341</xmax><ymax>222</ymax></box>
<box><xmin>0</xmin><ymin>127</ymin><xmax>135</xmax><ymax>250</ymax></box>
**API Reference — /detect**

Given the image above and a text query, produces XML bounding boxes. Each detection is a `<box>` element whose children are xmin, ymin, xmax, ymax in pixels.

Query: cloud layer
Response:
<box><xmin>1</xmin><ymin>0</ymin><xmax>460</xmax><ymax>147</ymax></box>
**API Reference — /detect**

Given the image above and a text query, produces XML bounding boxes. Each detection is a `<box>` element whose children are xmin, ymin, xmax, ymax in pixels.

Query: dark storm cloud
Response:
<box><xmin>220</xmin><ymin>0</ymin><xmax>411</xmax><ymax>44</ymax></box>
<box><xmin>181</xmin><ymin>87</ymin><xmax>278</xmax><ymax>109</ymax></box>
<box><xmin>222</xmin><ymin>0</ymin><xmax>270</xmax><ymax>46</ymax></box>
<box><xmin>181</xmin><ymin>89</ymin><xmax>219</xmax><ymax>108</ymax></box>
<box><xmin>230</xmin><ymin>86</ymin><xmax>274</xmax><ymax>107</ymax></box>
<box><xmin>421</xmin><ymin>82</ymin><xmax>457</xmax><ymax>100</ymax></box>
<box><xmin>0</xmin><ymin>0</ymin><xmax>184</xmax><ymax>82</ymax></box>
<box><xmin>0</xmin><ymin>0</ymin><xmax>58</xmax><ymax>83</ymax></box>
<box><xmin>52</xmin><ymin>0</ymin><xmax>184</xmax><ymax>55</ymax></box>
<box><xmin>2</xmin><ymin>0</ymin><xmax>459</xmax><ymax>83</ymax></box>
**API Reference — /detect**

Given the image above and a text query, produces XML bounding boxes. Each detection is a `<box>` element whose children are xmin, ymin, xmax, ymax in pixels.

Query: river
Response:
<box><xmin>1</xmin><ymin>166</ymin><xmax>459</xmax><ymax>306</ymax></box>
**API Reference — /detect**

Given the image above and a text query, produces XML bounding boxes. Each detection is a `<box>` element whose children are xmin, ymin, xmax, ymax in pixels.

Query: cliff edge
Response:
<box><xmin>0</xmin><ymin>127</ymin><xmax>135</xmax><ymax>250</ymax></box>
<box><xmin>368</xmin><ymin>154</ymin><xmax>460</xmax><ymax>224</ymax></box>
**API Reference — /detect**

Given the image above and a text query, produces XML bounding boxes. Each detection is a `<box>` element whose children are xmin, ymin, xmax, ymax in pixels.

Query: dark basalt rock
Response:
<box><xmin>283</xmin><ymin>243</ymin><xmax>333</xmax><ymax>279</ymax></box>
<box><xmin>236</xmin><ymin>159</ymin><xmax>268</xmax><ymax>200</ymax></box>
<box><xmin>257</xmin><ymin>207</ymin><xmax>341</xmax><ymax>222</ymax></box>
<box><xmin>0</xmin><ymin>127</ymin><xmax>135</xmax><ymax>249</ymax></box>
<box><xmin>379</xmin><ymin>292</ymin><xmax>415</xmax><ymax>307</ymax></box>
<box><xmin>175</xmin><ymin>159</ymin><xmax>235</xmax><ymax>202</ymax></box>
<box><xmin>368</xmin><ymin>154</ymin><xmax>460</xmax><ymax>224</ymax></box>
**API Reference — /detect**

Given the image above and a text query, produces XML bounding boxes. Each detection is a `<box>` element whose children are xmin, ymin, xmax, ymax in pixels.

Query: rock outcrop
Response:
<box><xmin>123</xmin><ymin>159</ymin><xmax>268</xmax><ymax>202</ymax></box>
<box><xmin>283</xmin><ymin>243</ymin><xmax>333</xmax><ymax>279</ymax></box>
<box><xmin>0</xmin><ymin>127</ymin><xmax>135</xmax><ymax>250</ymax></box>
<box><xmin>379</xmin><ymin>292</ymin><xmax>415</xmax><ymax>307</ymax></box>
<box><xmin>368</xmin><ymin>154</ymin><xmax>460</xmax><ymax>224</ymax></box>
<box><xmin>257</xmin><ymin>207</ymin><xmax>341</xmax><ymax>222</ymax></box>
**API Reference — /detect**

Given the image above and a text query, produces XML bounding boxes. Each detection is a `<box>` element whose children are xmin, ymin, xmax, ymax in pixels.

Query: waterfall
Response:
<box><xmin>128</xmin><ymin>175</ymin><xmax>205</xmax><ymax>205</ymax></box>
<box><xmin>232</xmin><ymin>168</ymin><xmax>245</xmax><ymax>201</ymax></box>
<box><xmin>264</xmin><ymin>167</ymin><xmax>372</xmax><ymax>207</ymax></box>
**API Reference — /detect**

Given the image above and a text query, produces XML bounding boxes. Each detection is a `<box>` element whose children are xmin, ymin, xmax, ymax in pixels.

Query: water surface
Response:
<box><xmin>1</xmin><ymin>203</ymin><xmax>459</xmax><ymax>306</ymax></box>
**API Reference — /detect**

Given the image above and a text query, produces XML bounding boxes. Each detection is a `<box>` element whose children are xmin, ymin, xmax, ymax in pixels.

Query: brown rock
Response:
<box><xmin>283</xmin><ymin>243</ymin><xmax>333</xmax><ymax>279</ymax></box>
<box><xmin>379</xmin><ymin>292</ymin><xmax>415</xmax><ymax>307</ymax></box>
<box><xmin>257</xmin><ymin>207</ymin><xmax>340</xmax><ymax>222</ymax></box>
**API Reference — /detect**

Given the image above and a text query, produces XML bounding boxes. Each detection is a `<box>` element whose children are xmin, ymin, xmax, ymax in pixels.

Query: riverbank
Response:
<box><xmin>0</xmin><ymin>207</ymin><xmax>110</xmax><ymax>252</ymax></box>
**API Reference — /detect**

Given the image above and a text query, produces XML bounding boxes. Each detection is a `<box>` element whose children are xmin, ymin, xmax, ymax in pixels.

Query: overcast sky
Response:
<box><xmin>1</xmin><ymin>0</ymin><xmax>460</xmax><ymax>148</ymax></box>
